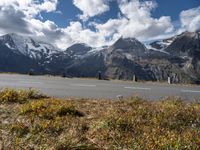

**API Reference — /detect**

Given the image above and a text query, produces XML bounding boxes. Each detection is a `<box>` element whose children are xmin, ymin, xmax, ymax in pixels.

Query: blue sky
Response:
<box><xmin>0</xmin><ymin>0</ymin><xmax>200</xmax><ymax>49</ymax></box>
<box><xmin>41</xmin><ymin>0</ymin><xmax>200</xmax><ymax>28</ymax></box>
<box><xmin>152</xmin><ymin>0</ymin><xmax>200</xmax><ymax>19</ymax></box>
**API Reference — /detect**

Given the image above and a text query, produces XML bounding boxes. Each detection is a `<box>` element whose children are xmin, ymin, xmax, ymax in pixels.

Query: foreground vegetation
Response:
<box><xmin>0</xmin><ymin>89</ymin><xmax>200</xmax><ymax>150</ymax></box>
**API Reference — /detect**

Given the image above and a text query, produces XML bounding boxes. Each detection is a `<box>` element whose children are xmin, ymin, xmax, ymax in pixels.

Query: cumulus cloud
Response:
<box><xmin>0</xmin><ymin>0</ymin><xmax>58</xmax><ymax>18</ymax></box>
<box><xmin>58</xmin><ymin>22</ymin><xmax>107</xmax><ymax>48</ymax></box>
<box><xmin>38</xmin><ymin>0</ymin><xmax>58</xmax><ymax>13</ymax></box>
<box><xmin>180</xmin><ymin>6</ymin><xmax>200</xmax><ymax>32</ymax></box>
<box><xmin>95</xmin><ymin>0</ymin><xmax>174</xmax><ymax>42</ymax></box>
<box><xmin>0</xmin><ymin>0</ymin><xmax>62</xmax><ymax>43</ymax></box>
<box><xmin>0</xmin><ymin>0</ymin><xmax>59</xmax><ymax>34</ymax></box>
<box><xmin>62</xmin><ymin>0</ymin><xmax>174</xmax><ymax>47</ymax></box>
<box><xmin>73</xmin><ymin>0</ymin><xmax>110</xmax><ymax>21</ymax></box>
<box><xmin>27</xmin><ymin>19</ymin><xmax>65</xmax><ymax>42</ymax></box>
<box><xmin>0</xmin><ymin>0</ymin><xmax>111</xmax><ymax>48</ymax></box>
<box><xmin>0</xmin><ymin>0</ymin><xmax>175</xmax><ymax>49</ymax></box>
<box><xmin>0</xmin><ymin>0</ymin><xmax>197</xmax><ymax>50</ymax></box>
<box><xmin>0</xmin><ymin>5</ymin><xmax>30</xmax><ymax>35</ymax></box>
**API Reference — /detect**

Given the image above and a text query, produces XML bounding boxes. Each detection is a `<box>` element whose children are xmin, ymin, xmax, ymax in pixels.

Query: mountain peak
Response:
<box><xmin>164</xmin><ymin>31</ymin><xmax>200</xmax><ymax>56</ymax></box>
<box><xmin>8</xmin><ymin>32</ymin><xmax>21</xmax><ymax>37</ymax></box>
<box><xmin>0</xmin><ymin>33</ymin><xmax>60</xmax><ymax>59</ymax></box>
<box><xmin>66</xmin><ymin>43</ymin><xmax>92</xmax><ymax>56</ymax></box>
<box><xmin>69</xmin><ymin>43</ymin><xmax>91</xmax><ymax>49</ymax></box>
<box><xmin>115</xmin><ymin>37</ymin><xmax>138</xmax><ymax>44</ymax></box>
<box><xmin>108</xmin><ymin>37</ymin><xmax>146</xmax><ymax>54</ymax></box>
<box><xmin>2</xmin><ymin>33</ymin><xmax>26</xmax><ymax>42</ymax></box>
<box><xmin>177</xmin><ymin>31</ymin><xmax>200</xmax><ymax>39</ymax></box>
<box><xmin>111</xmin><ymin>37</ymin><xmax>142</xmax><ymax>49</ymax></box>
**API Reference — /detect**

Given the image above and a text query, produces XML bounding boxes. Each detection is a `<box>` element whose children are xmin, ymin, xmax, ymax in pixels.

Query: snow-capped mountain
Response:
<box><xmin>148</xmin><ymin>38</ymin><xmax>174</xmax><ymax>50</ymax></box>
<box><xmin>165</xmin><ymin>31</ymin><xmax>200</xmax><ymax>56</ymax></box>
<box><xmin>65</xmin><ymin>43</ymin><xmax>108</xmax><ymax>60</ymax></box>
<box><xmin>65</xmin><ymin>43</ymin><xmax>92</xmax><ymax>59</ymax></box>
<box><xmin>64</xmin><ymin>33</ymin><xmax>200</xmax><ymax>83</ymax></box>
<box><xmin>0</xmin><ymin>33</ymin><xmax>60</xmax><ymax>60</ymax></box>
<box><xmin>0</xmin><ymin>32</ymin><xmax>200</xmax><ymax>84</ymax></box>
<box><xmin>109</xmin><ymin>37</ymin><xmax>146</xmax><ymax>53</ymax></box>
<box><xmin>145</xmin><ymin>36</ymin><xmax>176</xmax><ymax>55</ymax></box>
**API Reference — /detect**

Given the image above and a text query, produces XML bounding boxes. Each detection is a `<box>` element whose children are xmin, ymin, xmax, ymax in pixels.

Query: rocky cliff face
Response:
<box><xmin>164</xmin><ymin>32</ymin><xmax>200</xmax><ymax>83</ymax></box>
<box><xmin>0</xmin><ymin>32</ymin><xmax>199</xmax><ymax>84</ymax></box>
<box><xmin>64</xmin><ymin>32</ymin><xmax>200</xmax><ymax>83</ymax></box>
<box><xmin>103</xmin><ymin>38</ymin><xmax>153</xmax><ymax>80</ymax></box>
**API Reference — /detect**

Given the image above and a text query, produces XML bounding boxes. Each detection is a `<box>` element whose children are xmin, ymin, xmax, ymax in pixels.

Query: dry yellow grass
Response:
<box><xmin>0</xmin><ymin>89</ymin><xmax>200</xmax><ymax>149</ymax></box>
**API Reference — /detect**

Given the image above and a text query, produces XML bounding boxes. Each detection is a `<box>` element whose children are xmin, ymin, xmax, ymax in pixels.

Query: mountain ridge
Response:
<box><xmin>0</xmin><ymin>31</ymin><xmax>199</xmax><ymax>84</ymax></box>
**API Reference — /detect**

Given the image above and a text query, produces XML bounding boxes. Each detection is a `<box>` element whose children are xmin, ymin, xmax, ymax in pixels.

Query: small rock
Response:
<box><xmin>116</xmin><ymin>95</ymin><xmax>123</xmax><ymax>100</ymax></box>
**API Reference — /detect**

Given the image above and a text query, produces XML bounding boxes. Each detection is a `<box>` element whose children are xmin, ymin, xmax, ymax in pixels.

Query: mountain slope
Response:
<box><xmin>65</xmin><ymin>43</ymin><xmax>92</xmax><ymax>58</ymax></box>
<box><xmin>0</xmin><ymin>33</ymin><xmax>66</xmax><ymax>74</ymax></box>
<box><xmin>0</xmin><ymin>32</ymin><xmax>199</xmax><ymax>83</ymax></box>
<box><xmin>65</xmin><ymin>34</ymin><xmax>200</xmax><ymax>83</ymax></box>
<box><xmin>164</xmin><ymin>31</ymin><xmax>200</xmax><ymax>82</ymax></box>
<box><xmin>0</xmin><ymin>40</ymin><xmax>43</xmax><ymax>74</ymax></box>
<box><xmin>0</xmin><ymin>33</ymin><xmax>60</xmax><ymax>60</ymax></box>
<box><xmin>165</xmin><ymin>31</ymin><xmax>200</xmax><ymax>57</ymax></box>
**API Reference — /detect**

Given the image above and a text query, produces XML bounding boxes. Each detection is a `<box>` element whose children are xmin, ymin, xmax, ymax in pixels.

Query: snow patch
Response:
<box><xmin>145</xmin><ymin>44</ymin><xmax>170</xmax><ymax>54</ymax></box>
<box><xmin>5</xmin><ymin>43</ymin><xmax>14</xmax><ymax>49</ymax></box>
<box><xmin>124</xmin><ymin>53</ymin><xmax>133</xmax><ymax>60</ymax></box>
<box><xmin>0</xmin><ymin>33</ymin><xmax>60</xmax><ymax>59</ymax></box>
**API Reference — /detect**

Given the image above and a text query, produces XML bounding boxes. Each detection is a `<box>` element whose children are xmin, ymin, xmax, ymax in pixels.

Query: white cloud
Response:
<box><xmin>0</xmin><ymin>0</ymin><xmax>61</xmax><ymax>42</ymax></box>
<box><xmin>38</xmin><ymin>0</ymin><xmax>58</xmax><ymax>12</ymax></box>
<box><xmin>95</xmin><ymin>0</ymin><xmax>174</xmax><ymax>42</ymax></box>
<box><xmin>180</xmin><ymin>6</ymin><xmax>200</xmax><ymax>32</ymax></box>
<box><xmin>0</xmin><ymin>0</ymin><xmax>111</xmax><ymax>49</ymax></box>
<box><xmin>119</xmin><ymin>0</ymin><xmax>157</xmax><ymax>20</ymax></box>
<box><xmin>0</xmin><ymin>5</ymin><xmax>31</xmax><ymax>35</ymax></box>
<box><xmin>0</xmin><ymin>0</ymin><xmax>58</xmax><ymax>18</ymax></box>
<box><xmin>1</xmin><ymin>0</ymin><xmax>198</xmax><ymax>50</ymax></box>
<box><xmin>60</xmin><ymin>22</ymin><xmax>108</xmax><ymax>48</ymax></box>
<box><xmin>66</xmin><ymin>0</ymin><xmax>174</xmax><ymax>47</ymax></box>
<box><xmin>0</xmin><ymin>0</ymin><xmax>175</xmax><ymax>49</ymax></box>
<box><xmin>73</xmin><ymin>0</ymin><xmax>110</xmax><ymax>21</ymax></box>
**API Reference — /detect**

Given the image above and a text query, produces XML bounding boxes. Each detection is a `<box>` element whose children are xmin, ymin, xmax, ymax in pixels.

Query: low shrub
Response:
<box><xmin>9</xmin><ymin>123</ymin><xmax>29</xmax><ymax>137</ymax></box>
<box><xmin>0</xmin><ymin>88</ymin><xmax>47</xmax><ymax>104</ymax></box>
<box><xmin>20</xmin><ymin>99</ymin><xmax>84</xmax><ymax>119</ymax></box>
